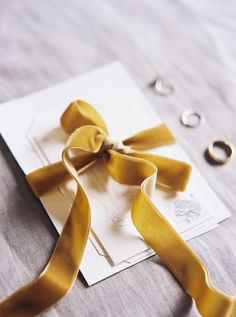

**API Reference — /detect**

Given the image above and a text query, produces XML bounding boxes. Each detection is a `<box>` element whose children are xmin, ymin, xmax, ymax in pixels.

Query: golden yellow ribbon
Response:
<box><xmin>0</xmin><ymin>100</ymin><xmax>235</xmax><ymax>317</ymax></box>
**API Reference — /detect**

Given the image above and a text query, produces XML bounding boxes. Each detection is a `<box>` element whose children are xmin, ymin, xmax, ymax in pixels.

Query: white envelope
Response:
<box><xmin>0</xmin><ymin>61</ymin><xmax>230</xmax><ymax>285</ymax></box>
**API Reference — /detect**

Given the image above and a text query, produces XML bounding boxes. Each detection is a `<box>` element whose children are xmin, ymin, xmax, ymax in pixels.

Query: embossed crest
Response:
<box><xmin>173</xmin><ymin>200</ymin><xmax>201</xmax><ymax>223</ymax></box>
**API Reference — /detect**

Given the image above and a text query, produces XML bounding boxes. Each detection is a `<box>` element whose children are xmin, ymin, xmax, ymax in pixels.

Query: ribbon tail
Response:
<box><xmin>104</xmin><ymin>150</ymin><xmax>236</xmax><ymax>317</ymax></box>
<box><xmin>133</xmin><ymin>183</ymin><xmax>236</xmax><ymax>317</ymax></box>
<box><xmin>27</xmin><ymin>153</ymin><xmax>96</xmax><ymax>197</ymax></box>
<box><xmin>0</xmin><ymin>167</ymin><xmax>91</xmax><ymax>317</ymax></box>
<box><xmin>0</xmin><ymin>138</ymin><xmax>93</xmax><ymax>317</ymax></box>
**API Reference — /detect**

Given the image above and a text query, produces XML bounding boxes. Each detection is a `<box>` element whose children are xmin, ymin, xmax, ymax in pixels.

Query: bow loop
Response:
<box><xmin>123</xmin><ymin>124</ymin><xmax>176</xmax><ymax>150</ymax></box>
<box><xmin>61</xmin><ymin>100</ymin><xmax>109</xmax><ymax>135</ymax></box>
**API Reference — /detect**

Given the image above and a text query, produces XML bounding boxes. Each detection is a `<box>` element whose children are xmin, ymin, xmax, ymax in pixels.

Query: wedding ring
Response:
<box><xmin>181</xmin><ymin>109</ymin><xmax>204</xmax><ymax>128</ymax></box>
<box><xmin>154</xmin><ymin>77</ymin><xmax>174</xmax><ymax>96</ymax></box>
<box><xmin>207</xmin><ymin>140</ymin><xmax>235</xmax><ymax>164</ymax></box>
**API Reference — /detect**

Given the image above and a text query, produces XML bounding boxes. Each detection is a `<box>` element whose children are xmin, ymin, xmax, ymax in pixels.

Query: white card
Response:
<box><xmin>29</xmin><ymin>102</ymin><xmax>214</xmax><ymax>266</ymax></box>
<box><xmin>0</xmin><ymin>61</ymin><xmax>230</xmax><ymax>285</ymax></box>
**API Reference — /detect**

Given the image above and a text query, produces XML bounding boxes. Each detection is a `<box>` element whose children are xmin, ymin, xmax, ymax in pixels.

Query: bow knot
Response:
<box><xmin>101</xmin><ymin>137</ymin><xmax>132</xmax><ymax>154</ymax></box>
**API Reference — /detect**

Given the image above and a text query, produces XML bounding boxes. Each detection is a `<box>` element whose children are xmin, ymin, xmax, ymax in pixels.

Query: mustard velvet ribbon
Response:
<box><xmin>0</xmin><ymin>100</ymin><xmax>235</xmax><ymax>317</ymax></box>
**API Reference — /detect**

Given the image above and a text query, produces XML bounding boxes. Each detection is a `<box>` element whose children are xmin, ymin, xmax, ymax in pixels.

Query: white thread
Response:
<box><xmin>102</xmin><ymin>137</ymin><xmax>132</xmax><ymax>154</ymax></box>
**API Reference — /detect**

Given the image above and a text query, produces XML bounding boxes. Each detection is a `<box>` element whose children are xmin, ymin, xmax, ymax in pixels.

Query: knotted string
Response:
<box><xmin>0</xmin><ymin>100</ymin><xmax>235</xmax><ymax>317</ymax></box>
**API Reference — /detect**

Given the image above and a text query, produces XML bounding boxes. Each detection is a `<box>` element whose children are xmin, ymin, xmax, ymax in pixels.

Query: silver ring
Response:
<box><xmin>181</xmin><ymin>109</ymin><xmax>205</xmax><ymax>128</ymax></box>
<box><xmin>154</xmin><ymin>77</ymin><xmax>174</xmax><ymax>96</ymax></box>
<box><xmin>207</xmin><ymin>140</ymin><xmax>235</xmax><ymax>164</ymax></box>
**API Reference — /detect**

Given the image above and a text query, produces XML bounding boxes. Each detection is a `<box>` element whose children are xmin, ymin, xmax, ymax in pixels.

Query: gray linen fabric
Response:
<box><xmin>0</xmin><ymin>1</ymin><xmax>236</xmax><ymax>316</ymax></box>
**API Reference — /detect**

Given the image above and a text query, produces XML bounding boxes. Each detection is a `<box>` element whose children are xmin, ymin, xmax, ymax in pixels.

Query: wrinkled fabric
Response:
<box><xmin>0</xmin><ymin>1</ymin><xmax>236</xmax><ymax>316</ymax></box>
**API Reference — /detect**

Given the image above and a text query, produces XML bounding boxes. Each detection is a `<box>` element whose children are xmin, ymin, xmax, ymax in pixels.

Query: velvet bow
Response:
<box><xmin>0</xmin><ymin>100</ymin><xmax>235</xmax><ymax>317</ymax></box>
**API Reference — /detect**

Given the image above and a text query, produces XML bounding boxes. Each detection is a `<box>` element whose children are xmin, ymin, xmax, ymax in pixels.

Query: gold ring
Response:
<box><xmin>207</xmin><ymin>140</ymin><xmax>235</xmax><ymax>164</ymax></box>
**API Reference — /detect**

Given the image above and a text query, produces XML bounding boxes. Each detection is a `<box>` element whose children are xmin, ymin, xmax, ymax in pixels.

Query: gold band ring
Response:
<box><xmin>207</xmin><ymin>140</ymin><xmax>235</xmax><ymax>164</ymax></box>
